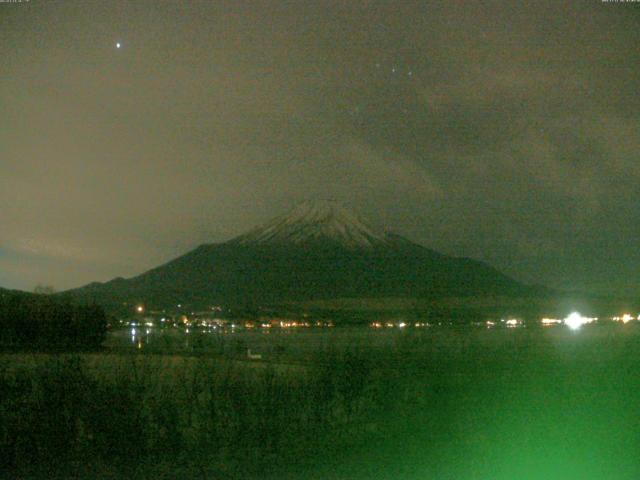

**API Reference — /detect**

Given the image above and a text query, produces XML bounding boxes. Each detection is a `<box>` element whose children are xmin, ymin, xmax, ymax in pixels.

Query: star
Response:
<box><xmin>116</xmin><ymin>42</ymin><xmax>121</xmax><ymax>49</ymax></box>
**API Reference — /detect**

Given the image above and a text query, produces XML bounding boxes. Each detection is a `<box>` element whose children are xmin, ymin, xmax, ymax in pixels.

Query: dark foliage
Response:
<box><xmin>0</xmin><ymin>352</ymin><xmax>396</xmax><ymax>479</ymax></box>
<box><xmin>2</xmin><ymin>327</ymin><xmax>640</xmax><ymax>478</ymax></box>
<box><xmin>0</xmin><ymin>290</ymin><xmax>107</xmax><ymax>351</ymax></box>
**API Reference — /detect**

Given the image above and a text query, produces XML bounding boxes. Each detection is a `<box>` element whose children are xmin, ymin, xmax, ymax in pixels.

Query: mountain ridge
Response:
<box><xmin>65</xmin><ymin>201</ymin><xmax>539</xmax><ymax>309</ymax></box>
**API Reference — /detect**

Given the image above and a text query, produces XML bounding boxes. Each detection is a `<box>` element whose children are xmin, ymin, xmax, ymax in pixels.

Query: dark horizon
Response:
<box><xmin>2</xmin><ymin>1</ymin><xmax>640</xmax><ymax>296</ymax></box>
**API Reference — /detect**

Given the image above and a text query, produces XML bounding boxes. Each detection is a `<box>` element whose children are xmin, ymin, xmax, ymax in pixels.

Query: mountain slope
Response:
<box><xmin>66</xmin><ymin>201</ymin><xmax>535</xmax><ymax>308</ymax></box>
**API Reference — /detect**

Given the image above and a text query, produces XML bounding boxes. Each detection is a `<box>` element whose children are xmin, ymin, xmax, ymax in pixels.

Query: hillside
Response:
<box><xmin>66</xmin><ymin>201</ymin><xmax>541</xmax><ymax>310</ymax></box>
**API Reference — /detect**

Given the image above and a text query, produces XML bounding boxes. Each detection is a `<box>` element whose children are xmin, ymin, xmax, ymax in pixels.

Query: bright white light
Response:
<box><xmin>504</xmin><ymin>318</ymin><xmax>521</xmax><ymax>328</ymax></box>
<box><xmin>564</xmin><ymin>312</ymin><xmax>595</xmax><ymax>330</ymax></box>
<box><xmin>116</xmin><ymin>42</ymin><xmax>121</xmax><ymax>49</ymax></box>
<box><xmin>565</xmin><ymin>312</ymin><xmax>583</xmax><ymax>329</ymax></box>
<box><xmin>622</xmin><ymin>314</ymin><xmax>633</xmax><ymax>324</ymax></box>
<box><xmin>136</xmin><ymin>305</ymin><xmax>144</xmax><ymax>313</ymax></box>
<box><xmin>398</xmin><ymin>322</ymin><xmax>406</xmax><ymax>328</ymax></box>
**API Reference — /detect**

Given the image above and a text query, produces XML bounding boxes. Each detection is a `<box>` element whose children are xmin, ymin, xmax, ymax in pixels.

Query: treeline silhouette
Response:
<box><xmin>0</xmin><ymin>290</ymin><xmax>107</xmax><ymax>350</ymax></box>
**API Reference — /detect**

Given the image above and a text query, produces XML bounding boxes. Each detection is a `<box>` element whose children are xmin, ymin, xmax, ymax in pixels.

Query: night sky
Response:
<box><xmin>2</xmin><ymin>1</ymin><xmax>639</xmax><ymax>294</ymax></box>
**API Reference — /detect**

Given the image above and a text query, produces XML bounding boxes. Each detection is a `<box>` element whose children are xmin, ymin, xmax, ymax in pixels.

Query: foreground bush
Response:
<box><xmin>3</xmin><ymin>327</ymin><xmax>640</xmax><ymax>479</ymax></box>
<box><xmin>0</xmin><ymin>292</ymin><xmax>107</xmax><ymax>351</ymax></box>
<box><xmin>0</xmin><ymin>351</ymin><xmax>412</xmax><ymax>479</ymax></box>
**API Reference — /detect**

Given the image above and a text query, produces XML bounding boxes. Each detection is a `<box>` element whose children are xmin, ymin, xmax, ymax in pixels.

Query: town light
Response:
<box><xmin>564</xmin><ymin>312</ymin><xmax>595</xmax><ymax>330</ymax></box>
<box><xmin>541</xmin><ymin>318</ymin><xmax>562</xmax><ymax>326</ymax></box>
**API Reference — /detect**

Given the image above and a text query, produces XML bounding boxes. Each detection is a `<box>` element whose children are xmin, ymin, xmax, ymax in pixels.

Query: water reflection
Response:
<box><xmin>108</xmin><ymin>320</ymin><xmax>638</xmax><ymax>362</ymax></box>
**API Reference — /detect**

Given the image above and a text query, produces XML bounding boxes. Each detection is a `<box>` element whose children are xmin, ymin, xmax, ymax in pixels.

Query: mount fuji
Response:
<box><xmin>234</xmin><ymin>200</ymin><xmax>389</xmax><ymax>249</ymax></box>
<box><xmin>66</xmin><ymin>200</ymin><xmax>536</xmax><ymax>309</ymax></box>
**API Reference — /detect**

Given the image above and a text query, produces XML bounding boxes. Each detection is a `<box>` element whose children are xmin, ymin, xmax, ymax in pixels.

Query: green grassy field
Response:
<box><xmin>2</xmin><ymin>325</ymin><xmax>640</xmax><ymax>479</ymax></box>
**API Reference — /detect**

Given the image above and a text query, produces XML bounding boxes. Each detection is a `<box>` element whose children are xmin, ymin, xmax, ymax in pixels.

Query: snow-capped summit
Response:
<box><xmin>234</xmin><ymin>200</ymin><xmax>389</xmax><ymax>248</ymax></box>
<box><xmin>66</xmin><ymin>198</ymin><xmax>534</xmax><ymax>307</ymax></box>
